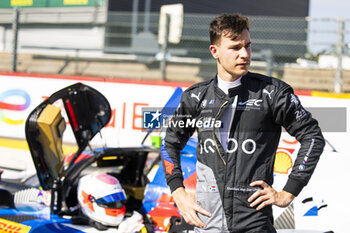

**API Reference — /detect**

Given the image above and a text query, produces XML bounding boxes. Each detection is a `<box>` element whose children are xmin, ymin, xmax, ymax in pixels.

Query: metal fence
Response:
<box><xmin>1</xmin><ymin>7</ymin><xmax>350</xmax><ymax>92</ymax></box>
<box><xmin>104</xmin><ymin>12</ymin><xmax>308</xmax><ymax>60</ymax></box>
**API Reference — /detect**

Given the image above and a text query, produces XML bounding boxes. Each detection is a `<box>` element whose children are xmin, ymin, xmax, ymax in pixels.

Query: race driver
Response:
<box><xmin>161</xmin><ymin>13</ymin><xmax>325</xmax><ymax>232</ymax></box>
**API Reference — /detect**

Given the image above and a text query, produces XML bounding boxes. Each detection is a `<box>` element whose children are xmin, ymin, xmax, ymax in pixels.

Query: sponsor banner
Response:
<box><xmin>0</xmin><ymin>0</ymin><xmax>104</xmax><ymax>8</ymax></box>
<box><xmin>0</xmin><ymin>74</ymin><xmax>182</xmax><ymax>147</ymax></box>
<box><xmin>11</xmin><ymin>0</ymin><xmax>33</xmax><ymax>7</ymax></box>
<box><xmin>0</xmin><ymin>73</ymin><xmax>349</xmax><ymax>147</ymax></box>
<box><xmin>63</xmin><ymin>0</ymin><xmax>88</xmax><ymax>5</ymax></box>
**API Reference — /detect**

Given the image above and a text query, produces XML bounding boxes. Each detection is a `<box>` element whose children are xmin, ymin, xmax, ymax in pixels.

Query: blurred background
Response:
<box><xmin>0</xmin><ymin>0</ymin><xmax>350</xmax><ymax>93</ymax></box>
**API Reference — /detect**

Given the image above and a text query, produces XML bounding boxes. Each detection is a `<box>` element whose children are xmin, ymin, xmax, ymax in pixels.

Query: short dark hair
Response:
<box><xmin>209</xmin><ymin>13</ymin><xmax>250</xmax><ymax>45</ymax></box>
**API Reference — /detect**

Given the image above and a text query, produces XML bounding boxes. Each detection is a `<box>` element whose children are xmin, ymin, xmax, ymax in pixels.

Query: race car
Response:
<box><xmin>0</xmin><ymin>82</ymin><xmax>328</xmax><ymax>233</ymax></box>
<box><xmin>0</xmin><ymin>82</ymin><xmax>195</xmax><ymax>233</ymax></box>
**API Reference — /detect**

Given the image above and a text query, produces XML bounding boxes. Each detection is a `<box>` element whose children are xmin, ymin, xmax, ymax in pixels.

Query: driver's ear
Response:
<box><xmin>209</xmin><ymin>44</ymin><xmax>219</xmax><ymax>59</ymax></box>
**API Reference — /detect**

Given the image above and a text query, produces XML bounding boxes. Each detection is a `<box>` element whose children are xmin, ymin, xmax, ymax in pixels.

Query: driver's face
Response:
<box><xmin>210</xmin><ymin>29</ymin><xmax>252</xmax><ymax>80</ymax></box>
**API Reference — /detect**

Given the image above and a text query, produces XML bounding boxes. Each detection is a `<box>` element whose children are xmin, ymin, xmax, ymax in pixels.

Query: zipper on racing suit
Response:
<box><xmin>212</xmin><ymin>100</ymin><xmax>229</xmax><ymax>232</ymax></box>
<box><xmin>212</xmin><ymin>96</ymin><xmax>238</xmax><ymax>165</ymax></box>
<box><xmin>212</xmin><ymin>100</ymin><xmax>229</xmax><ymax>165</ymax></box>
<box><xmin>212</xmin><ymin>96</ymin><xmax>239</xmax><ymax>232</ymax></box>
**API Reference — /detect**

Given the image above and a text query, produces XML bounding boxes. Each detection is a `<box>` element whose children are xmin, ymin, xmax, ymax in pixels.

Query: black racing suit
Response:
<box><xmin>161</xmin><ymin>72</ymin><xmax>325</xmax><ymax>232</ymax></box>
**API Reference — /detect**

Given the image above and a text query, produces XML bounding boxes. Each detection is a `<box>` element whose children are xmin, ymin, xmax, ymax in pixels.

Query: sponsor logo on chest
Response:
<box><xmin>237</xmin><ymin>98</ymin><xmax>263</xmax><ymax>110</ymax></box>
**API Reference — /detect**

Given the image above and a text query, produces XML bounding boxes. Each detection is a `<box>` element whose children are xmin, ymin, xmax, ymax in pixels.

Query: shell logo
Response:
<box><xmin>274</xmin><ymin>148</ymin><xmax>294</xmax><ymax>174</ymax></box>
<box><xmin>0</xmin><ymin>218</ymin><xmax>31</xmax><ymax>233</ymax></box>
<box><xmin>0</xmin><ymin>89</ymin><xmax>31</xmax><ymax>125</ymax></box>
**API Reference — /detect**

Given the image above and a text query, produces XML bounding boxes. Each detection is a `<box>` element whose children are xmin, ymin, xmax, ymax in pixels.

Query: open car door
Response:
<box><xmin>25</xmin><ymin>82</ymin><xmax>111</xmax><ymax>191</ymax></box>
